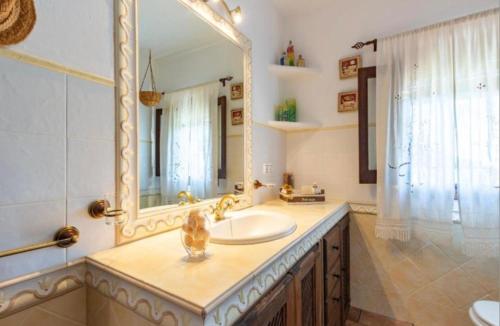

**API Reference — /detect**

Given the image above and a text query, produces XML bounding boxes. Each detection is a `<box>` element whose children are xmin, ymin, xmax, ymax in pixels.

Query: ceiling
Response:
<box><xmin>271</xmin><ymin>0</ymin><xmax>332</xmax><ymax>16</ymax></box>
<box><xmin>139</xmin><ymin>0</ymin><xmax>226</xmax><ymax>58</ymax></box>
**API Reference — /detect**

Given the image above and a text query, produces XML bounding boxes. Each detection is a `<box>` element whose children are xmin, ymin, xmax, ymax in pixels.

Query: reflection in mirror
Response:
<box><xmin>138</xmin><ymin>0</ymin><xmax>244</xmax><ymax>210</ymax></box>
<box><xmin>367</xmin><ymin>77</ymin><xmax>376</xmax><ymax>170</ymax></box>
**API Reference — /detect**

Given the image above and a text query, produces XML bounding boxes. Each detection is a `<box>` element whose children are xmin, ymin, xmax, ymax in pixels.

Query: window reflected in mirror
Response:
<box><xmin>138</xmin><ymin>0</ymin><xmax>245</xmax><ymax>209</ymax></box>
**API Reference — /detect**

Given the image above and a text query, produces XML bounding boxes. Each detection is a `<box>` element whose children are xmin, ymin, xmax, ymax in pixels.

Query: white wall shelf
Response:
<box><xmin>268</xmin><ymin>64</ymin><xmax>319</xmax><ymax>79</ymax></box>
<box><xmin>266</xmin><ymin>120</ymin><xmax>321</xmax><ymax>131</ymax></box>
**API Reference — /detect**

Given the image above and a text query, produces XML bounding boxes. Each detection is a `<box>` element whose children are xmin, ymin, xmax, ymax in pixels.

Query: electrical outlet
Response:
<box><xmin>263</xmin><ymin>163</ymin><xmax>272</xmax><ymax>175</ymax></box>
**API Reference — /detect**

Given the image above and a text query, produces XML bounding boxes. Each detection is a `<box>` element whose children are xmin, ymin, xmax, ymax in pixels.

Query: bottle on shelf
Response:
<box><xmin>297</xmin><ymin>54</ymin><xmax>305</xmax><ymax>67</ymax></box>
<box><xmin>279</xmin><ymin>52</ymin><xmax>286</xmax><ymax>66</ymax></box>
<box><xmin>286</xmin><ymin>98</ymin><xmax>297</xmax><ymax>122</ymax></box>
<box><xmin>286</xmin><ymin>40</ymin><xmax>295</xmax><ymax>66</ymax></box>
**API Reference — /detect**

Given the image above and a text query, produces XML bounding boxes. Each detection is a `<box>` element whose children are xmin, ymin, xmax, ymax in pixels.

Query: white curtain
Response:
<box><xmin>454</xmin><ymin>11</ymin><xmax>499</xmax><ymax>256</ymax></box>
<box><xmin>376</xmin><ymin>9</ymin><xmax>499</xmax><ymax>256</ymax></box>
<box><xmin>160</xmin><ymin>82</ymin><xmax>219</xmax><ymax>204</ymax></box>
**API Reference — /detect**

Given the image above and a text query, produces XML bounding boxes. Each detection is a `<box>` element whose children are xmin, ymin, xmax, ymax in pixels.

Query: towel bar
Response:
<box><xmin>0</xmin><ymin>226</ymin><xmax>79</xmax><ymax>258</ymax></box>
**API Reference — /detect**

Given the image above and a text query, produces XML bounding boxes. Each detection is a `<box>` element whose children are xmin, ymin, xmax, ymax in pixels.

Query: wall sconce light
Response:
<box><xmin>203</xmin><ymin>0</ymin><xmax>243</xmax><ymax>24</ymax></box>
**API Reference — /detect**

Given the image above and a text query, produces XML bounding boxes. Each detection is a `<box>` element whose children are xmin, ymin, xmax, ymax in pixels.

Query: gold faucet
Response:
<box><xmin>177</xmin><ymin>191</ymin><xmax>200</xmax><ymax>206</ymax></box>
<box><xmin>212</xmin><ymin>194</ymin><xmax>239</xmax><ymax>222</ymax></box>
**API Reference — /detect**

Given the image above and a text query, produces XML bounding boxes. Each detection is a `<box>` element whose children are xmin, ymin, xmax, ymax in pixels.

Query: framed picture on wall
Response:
<box><xmin>338</xmin><ymin>91</ymin><xmax>358</xmax><ymax>112</ymax></box>
<box><xmin>339</xmin><ymin>55</ymin><xmax>361</xmax><ymax>79</ymax></box>
<box><xmin>231</xmin><ymin>108</ymin><xmax>244</xmax><ymax>125</ymax></box>
<box><xmin>230</xmin><ymin>82</ymin><xmax>244</xmax><ymax>100</ymax></box>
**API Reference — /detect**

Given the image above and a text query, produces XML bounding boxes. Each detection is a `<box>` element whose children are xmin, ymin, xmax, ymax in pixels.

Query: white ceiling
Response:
<box><xmin>271</xmin><ymin>0</ymin><xmax>333</xmax><ymax>16</ymax></box>
<box><xmin>139</xmin><ymin>0</ymin><xmax>226</xmax><ymax>58</ymax></box>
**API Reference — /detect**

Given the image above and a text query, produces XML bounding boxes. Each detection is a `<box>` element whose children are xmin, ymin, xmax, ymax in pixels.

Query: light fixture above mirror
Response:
<box><xmin>202</xmin><ymin>0</ymin><xmax>242</xmax><ymax>24</ymax></box>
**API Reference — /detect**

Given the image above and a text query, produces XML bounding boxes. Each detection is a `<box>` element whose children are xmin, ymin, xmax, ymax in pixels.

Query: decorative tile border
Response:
<box><xmin>0</xmin><ymin>262</ymin><xmax>86</xmax><ymax>318</ymax></box>
<box><xmin>0</xmin><ymin>204</ymin><xmax>351</xmax><ymax>325</ymax></box>
<box><xmin>349</xmin><ymin>202</ymin><xmax>377</xmax><ymax>215</ymax></box>
<box><xmin>0</xmin><ymin>48</ymin><xmax>114</xmax><ymax>87</ymax></box>
<box><xmin>86</xmin><ymin>263</ymin><xmax>203</xmax><ymax>326</ymax></box>
<box><xmin>122</xmin><ymin>195</ymin><xmax>252</xmax><ymax>239</ymax></box>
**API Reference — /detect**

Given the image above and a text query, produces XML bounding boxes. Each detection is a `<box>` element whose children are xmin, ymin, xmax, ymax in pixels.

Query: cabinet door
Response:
<box><xmin>340</xmin><ymin>215</ymin><xmax>350</xmax><ymax>323</ymax></box>
<box><xmin>325</xmin><ymin>283</ymin><xmax>342</xmax><ymax>326</ymax></box>
<box><xmin>236</xmin><ymin>274</ymin><xmax>295</xmax><ymax>326</ymax></box>
<box><xmin>291</xmin><ymin>244</ymin><xmax>323</xmax><ymax>326</ymax></box>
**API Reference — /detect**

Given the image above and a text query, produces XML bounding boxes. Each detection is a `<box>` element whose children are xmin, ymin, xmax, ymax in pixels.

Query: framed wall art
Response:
<box><xmin>231</xmin><ymin>108</ymin><xmax>244</xmax><ymax>125</ymax></box>
<box><xmin>339</xmin><ymin>55</ymin><xmax>361</xmax><ymax>79</ymax></box>
<box><xmin>338</xmin><ymin>91</ymin><xmax>358</xmax><ymax>112</ymax></box>
<box><xmin>230</xmin><ymin>82</ymin><xmax>244</xmax><ymax>100</ymax></box>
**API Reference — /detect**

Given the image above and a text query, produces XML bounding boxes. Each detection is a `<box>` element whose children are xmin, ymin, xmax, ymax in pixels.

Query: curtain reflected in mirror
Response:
<box><xmin>138</xmin><ymin>0</ymin><xmax>244</xmax><ymax>209</ymax></box>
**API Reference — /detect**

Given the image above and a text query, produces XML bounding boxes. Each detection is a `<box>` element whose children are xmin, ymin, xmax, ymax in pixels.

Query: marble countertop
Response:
<box><xmin>86</xmin><ymin>199</ymin><xmax>349</xmax><ymax>314</ymax></box>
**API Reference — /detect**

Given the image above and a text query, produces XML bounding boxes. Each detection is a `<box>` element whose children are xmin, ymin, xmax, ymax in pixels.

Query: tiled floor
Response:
<box><xmin>347</xmin><ymin>306</ymin><xmax>414</xmax><ymax>326</ymax></box>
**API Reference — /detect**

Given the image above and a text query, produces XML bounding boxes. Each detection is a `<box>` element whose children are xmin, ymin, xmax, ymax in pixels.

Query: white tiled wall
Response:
<box><xmin>0</xmin><ymin>0</ymin><xmax>115</xmax><ymax>282</ymax></box>
<box><xmin>252</xmin><ymin>124</ymin><xmax>287</xmax><ymax>203</ymax></box>
<box><xmin>0</xmin><ymin>57</ymin><xmax>116</xmax><ymax>282</ymax></box>
<box><xmin>287</xmin><ymin>128</ymin><xmax>376</xmax><ymax>203</ymax></box>
<box><xmin>66</xmin><ymin>77</ymin><xmax>116</xmax><ymax>262</ymax></box>
<box><xmin>11</xmin><ymin>0</ymin><xmax>114</xmax><ymax>79</ymax></box>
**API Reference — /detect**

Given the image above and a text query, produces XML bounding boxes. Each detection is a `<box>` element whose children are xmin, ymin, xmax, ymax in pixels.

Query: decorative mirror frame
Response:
<box><xmin>115</xmin><ymin>0</ymin><xmax>253</xmax><ymax>244</ymax></box>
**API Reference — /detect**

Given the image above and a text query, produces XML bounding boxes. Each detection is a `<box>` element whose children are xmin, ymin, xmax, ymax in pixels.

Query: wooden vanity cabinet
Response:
<box><xmin>289</xmin><ymin>243</ymin><xmax>323</xmax><ymax>326</ymax></box>
<box><xmin>340</xmin><ymin>215</ymin><xmax>351</xmax><ymax>320</ymax></box>
<box><xmin>323</xmin><ymin>214</ymin><xmax>350</xmax><ymax>326</ymax></box>
<box><xmin>237</xmin><ymin>274</ymin><xmax>296</xmax><ymax>326</ymax></box>
<box><xmin>236</xmin><ymin>214</ymin><xmax>350</xmax><ymax>326</ymax></box>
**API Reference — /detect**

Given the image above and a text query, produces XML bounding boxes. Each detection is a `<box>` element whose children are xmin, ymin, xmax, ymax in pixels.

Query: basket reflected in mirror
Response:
<box><xmin>139</xmin><ymin>91</ymin><xmax>161</xmax><ymax>107</ymax></box>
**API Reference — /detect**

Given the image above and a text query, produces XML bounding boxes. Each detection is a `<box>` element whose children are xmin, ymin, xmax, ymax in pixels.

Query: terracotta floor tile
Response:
<box><xmin>352</xmin><ymin>306</ymin><xmax>414</xmax><ymax>326</ymax></box>
<box><xmin>384</xmin><ymin>319</ymin><xmax>414</xmax><ymax>326</ymax></box>
<box><xmin>359</xmin><ymin>310</ymin><xmax>391</xmax><ymax>326</ymax></box>
<box><xmin>348</xmin><ymin>306</ymin><xmax>362</xmax><ymax>322</ymax></box>
<box><xmin>346</xmin><ymin>321</ymin><xmax>361</xmax><ymax>326</ymax></box>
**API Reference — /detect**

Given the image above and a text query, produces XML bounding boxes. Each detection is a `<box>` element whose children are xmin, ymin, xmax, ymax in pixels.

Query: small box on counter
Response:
<box><xmin>280</xmin><ymin>192</ymin><xmax>325</xmax><ymax>204</ymax></box>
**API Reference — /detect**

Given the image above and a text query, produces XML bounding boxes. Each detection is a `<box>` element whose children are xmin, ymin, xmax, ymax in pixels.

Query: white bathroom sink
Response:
<box><xmin>210</xmin><ymin>210</ymin><xmax>297</xmax><ymax>245</ymax></box>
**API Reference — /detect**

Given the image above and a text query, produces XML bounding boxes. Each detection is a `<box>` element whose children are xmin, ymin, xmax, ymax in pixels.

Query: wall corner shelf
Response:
<box><xmin>268</xmin><ymin>64</ymin><xmax>319</xmax><ymax>79</ymax></box>
<box><xmin>266</xmin><ymin>120</ymin><xmax>321</xmax><ymax>132</ymax></box>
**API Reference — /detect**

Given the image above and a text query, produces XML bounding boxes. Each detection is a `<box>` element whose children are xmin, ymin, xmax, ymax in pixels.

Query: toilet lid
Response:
<box><xmin>472</xmin><ymin>301</ymin><xmax>500</xmax><ymax>326</ymax></box>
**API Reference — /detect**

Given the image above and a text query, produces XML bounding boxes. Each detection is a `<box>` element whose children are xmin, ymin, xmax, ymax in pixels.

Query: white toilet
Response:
<box><xmin>469</xmin><ymin>300</ymin><xmax>500</xmax><ymax>326</ymax></box>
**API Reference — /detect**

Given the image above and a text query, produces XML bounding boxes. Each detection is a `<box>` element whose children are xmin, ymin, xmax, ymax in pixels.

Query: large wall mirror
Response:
<box><xmin>138</xmin><ymin>0</ymin><xmax>245</xmax><ymax>210</ymax></box>
<box><xmin>115</xmin><ymin>0</ymin><xmax>253</xmax><ymax>243</ymax></box>
<box><xmin>358</xmin><ymin>66</ymin><xmax>377</xmax><ymax>183</ymax></box>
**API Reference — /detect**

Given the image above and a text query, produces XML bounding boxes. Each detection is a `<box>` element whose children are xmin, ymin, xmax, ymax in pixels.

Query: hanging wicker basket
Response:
<box><xmin>139</xmin><ymin>50</ymin><xmax>162</xmax><ymax>107</ymax></box>
<box><xmin>139</xmin><ymin>91</ymin><xmax>161</xmax><ymax>107</ymax></box>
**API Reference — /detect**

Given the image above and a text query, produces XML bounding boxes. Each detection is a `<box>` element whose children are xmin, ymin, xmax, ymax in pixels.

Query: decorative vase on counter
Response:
<box><xmin>181</xmin><ymin>209</ymin><xmax>211</xmax><ymax>258</ymax></box>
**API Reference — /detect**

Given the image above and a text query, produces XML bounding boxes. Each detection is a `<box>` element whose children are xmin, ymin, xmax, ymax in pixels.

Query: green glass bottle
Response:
<box><xmin>275</xmin><ymin>104</ymin><xmax>281</xmax><ymax>121</ymax></box>
<box><xmin>281</xmin><ymin>103</ymin><xmax>288</xmax><ymax>121</ymax></box>
<box><xmin>286</xmin><ymin>98</ymin><xmax>297</xmax><ymax>122</ymax></box>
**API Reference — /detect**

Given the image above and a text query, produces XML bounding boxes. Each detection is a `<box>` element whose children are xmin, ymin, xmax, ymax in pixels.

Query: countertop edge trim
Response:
<box><xmin>85</xmin><ymin>258</ymin><xmax>205</xmax><ymax>315</ymax></box>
